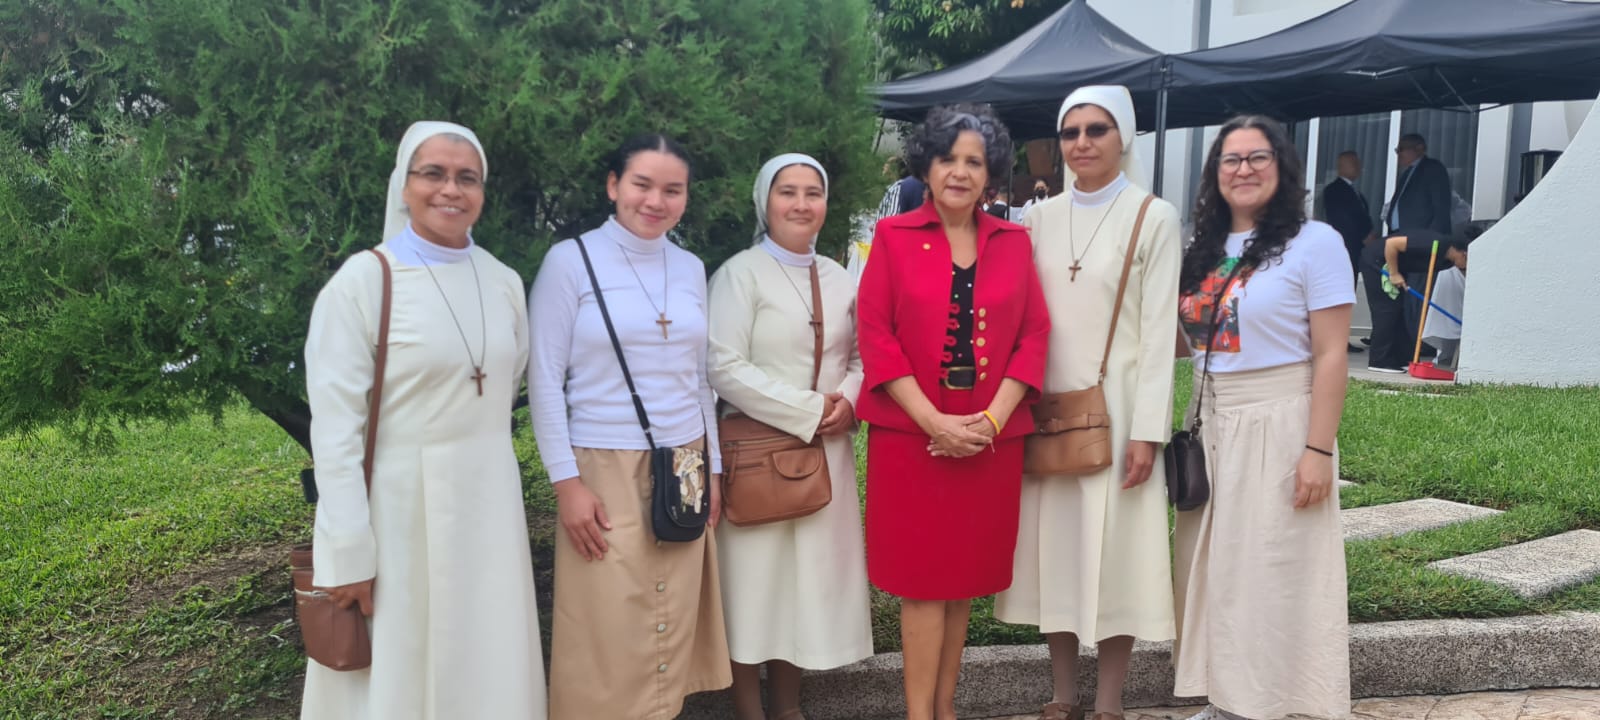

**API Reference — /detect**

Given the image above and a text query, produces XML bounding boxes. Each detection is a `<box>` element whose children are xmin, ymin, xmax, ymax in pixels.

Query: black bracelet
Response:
<box><xmin>1305</xmin><ymin>444</ymin><xmax>1334</xmax><ymax>457</ymax></box>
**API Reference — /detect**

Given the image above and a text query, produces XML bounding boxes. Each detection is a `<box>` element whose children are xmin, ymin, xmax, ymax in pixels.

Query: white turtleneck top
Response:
<box><xmin>528</xmin><ymin>217</ymin><xmax>721</xmax><ymax>482</ymax></box>
<box><xmin>759</xmin><ymin>235</ymin><xmax>814</xmax><ymax>267</ymax></box>
<box><xmin>1070</xmin><ymin>172</ymin><xmax>1131</xmax><ymax>208</ymax></box>
<box><xmin>382</xmin><ymin>223</ymin><xmax>475</xmax><ymax>266</ymax></box>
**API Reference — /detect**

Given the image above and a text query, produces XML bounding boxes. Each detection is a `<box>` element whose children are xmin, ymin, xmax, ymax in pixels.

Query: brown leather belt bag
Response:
<box><xmin>1024</xmin><ymin>196</ymin><xmax>1153</xmax><ymax>476</ymax></box>
<box><xmin>719</xmin><ymin>261</ymin><xmax>832</xmax><ymax>526</ymax></box>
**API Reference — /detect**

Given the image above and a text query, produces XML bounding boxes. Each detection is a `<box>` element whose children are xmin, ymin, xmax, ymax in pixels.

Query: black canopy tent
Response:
<box><xmin>874</xmin><ymin>0</ymin><xmax>1600</xmax><ymax>194</ymax></box>
<box><xmin>874</xmin><ymin>1</ymin><xmax>1166</xmax><ymax>141</ymax></box>
<box><xmin>1161</xmin><ymin>0</ymin><xmax>1600</xmax><ymax>129</ymax></box>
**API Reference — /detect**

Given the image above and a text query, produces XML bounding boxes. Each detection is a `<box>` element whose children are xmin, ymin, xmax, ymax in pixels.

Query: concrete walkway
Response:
<box><xmin>981</xmin><ymin>687</ymin><xmax>1600</xmax><ymax>719</ymax></box>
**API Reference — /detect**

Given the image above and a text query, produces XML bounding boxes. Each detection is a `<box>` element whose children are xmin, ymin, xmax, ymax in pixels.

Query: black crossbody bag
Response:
<box><xmin>575</xmin><ymin>237</ymin><xmax>710</xmax><ymax>542</ymax></box>
<box><xmin>1166</xmin><ymin>262</ymin><xmax>1246</xmax><ymax>512</ymax></box>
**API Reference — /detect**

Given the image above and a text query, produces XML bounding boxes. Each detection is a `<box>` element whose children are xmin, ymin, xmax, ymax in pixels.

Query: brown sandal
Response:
<box><xmin>771</xmin><ymin>710</ymin><xmax>806</xmax><ymax>720</ymax></box>
<box><xmin>1040</xmin><ymin>702</ymin><xmax>1083</xmax><ymax>720</ymax></box>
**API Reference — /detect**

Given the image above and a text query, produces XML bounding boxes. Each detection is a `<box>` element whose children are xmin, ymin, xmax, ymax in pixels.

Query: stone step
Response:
<box><xmin>1429</xmin><ymin>529</ymin><xmax>1600</xmax><ymax>599</ymax></box>
<box><xmin>1343</xmin><ymin>498</ymin><xmax>1502</xmax><ymax>542</ymax></box>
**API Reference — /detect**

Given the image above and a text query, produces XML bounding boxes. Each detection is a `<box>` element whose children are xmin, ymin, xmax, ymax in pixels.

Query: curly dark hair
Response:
<box><xmin>903</xmin><ymin>103</ymin><xmax>1012</xmax><ymax>186</ymax></box>
<box><xmin>1180</xmin><ymin>115</ymin><xmax>1307</xmax><ymax>295</ymax></box>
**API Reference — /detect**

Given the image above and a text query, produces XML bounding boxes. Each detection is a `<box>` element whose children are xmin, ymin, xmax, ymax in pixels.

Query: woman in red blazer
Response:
<box><xmin>856</xmin><ymin>104</ymin><xmax>1050</xmax><ymax>720</ymax></box>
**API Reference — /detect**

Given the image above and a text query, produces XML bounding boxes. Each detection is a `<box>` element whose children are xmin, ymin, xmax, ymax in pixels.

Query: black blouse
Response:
<box><xmin>942</xmin><ymin>262</ymin><xmax>977</xmax><ymax>371</ymax></box>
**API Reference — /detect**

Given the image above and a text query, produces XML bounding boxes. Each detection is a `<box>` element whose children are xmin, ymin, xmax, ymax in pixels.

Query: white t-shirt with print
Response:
<box><xmin>1181</xmin><ymin>221</ymin><xmax>1355</xmax><ymax>374</ymax></box>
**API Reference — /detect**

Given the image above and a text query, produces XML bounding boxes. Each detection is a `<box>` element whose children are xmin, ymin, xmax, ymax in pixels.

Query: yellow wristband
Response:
<box><xmin>981</xmin><ymin>410</ymin><xmax>1001</xmax><ymax>434</ymax></box>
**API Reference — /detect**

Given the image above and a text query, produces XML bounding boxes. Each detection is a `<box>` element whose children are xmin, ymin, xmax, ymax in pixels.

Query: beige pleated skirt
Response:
<box><xmin>1173</xmin><ymin>363</ymin><xmax>1350</xmax><ymax>720</ymax></box>
<box><xmin>550</xmin><ymin>441</ymin><xmax>732</xmax><ymax>720</ymax></box>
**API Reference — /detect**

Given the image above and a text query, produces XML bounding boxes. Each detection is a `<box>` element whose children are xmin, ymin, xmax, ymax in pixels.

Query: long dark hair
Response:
<box><xmin>1180</xmin><ymin>115</ymin><xmax>1307</xmax><ymax>295</ymax></box>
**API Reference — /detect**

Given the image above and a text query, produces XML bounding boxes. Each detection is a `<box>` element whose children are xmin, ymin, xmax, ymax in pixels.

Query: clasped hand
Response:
<box><xmin>816</xmin><ymin>392</ymin><xmax>856</xmax><ymax>437</ymax></box>
<box><xmin>923</xmin><ymin>412</ymin><xmax>993</xmax><ymax>458</ymax></box>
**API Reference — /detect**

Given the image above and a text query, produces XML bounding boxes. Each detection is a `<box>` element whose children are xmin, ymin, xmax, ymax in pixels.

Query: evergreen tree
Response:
<box><xmin>0</xmin><ymin>0</ymin><xmax>880</xmax><ymax>453</ymax></box>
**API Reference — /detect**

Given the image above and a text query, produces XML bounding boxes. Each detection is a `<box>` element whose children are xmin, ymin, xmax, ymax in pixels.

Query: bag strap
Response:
<box><xmin>808</xmin><ymin>261</ymin><xmax>824</xmax><ymax>392</ymax></box>
<box><xmin>575</xmin><ymin>237</ymin><xmax>658</xmax><ymax>451</ymax></box>
<box><xmin>1193</xmin><ymin>260</ymin><xmax>1247</xmax><ymax>430</ymax></box>
<box><xmin>361</xmin><ymin>248</ymin><xmax>393</xmax><ymax>493</ymax></box>
<box><xmin>1096</xmin><ymin>195</ymin><xmax>1156</xmax><ymax>384</ymax></box>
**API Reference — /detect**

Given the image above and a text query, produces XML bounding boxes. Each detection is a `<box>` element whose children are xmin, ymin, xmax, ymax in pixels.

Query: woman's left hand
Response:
<box><xmin>1121</xmin><ymin>440</ymin><xmax>1158</xmax><ymax>489</ymax></box>
<box><xmin>1293</xmin><ymin>448</ymin><xmax>1335</xmax><ymax>508</ymax></box>
<box><xmin>709</xmin><ymin>473</ymin><xmax>722</xmax><ymax>529</ymax></box>
<box><xmin>817</xmin><ymin>393</ymin><xmax>856</xmax><ymax>436</ymax></box>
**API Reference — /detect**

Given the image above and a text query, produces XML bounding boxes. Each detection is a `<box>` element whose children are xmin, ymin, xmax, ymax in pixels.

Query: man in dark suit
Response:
<box><xmin>1323</xmin><ymin>151</ymin><xmax>1374</xmax><ymax>353</ymax></box>
<box><xmin>1385</xmin><ymin>133</ymin><xmax>1453</xmax><ymax>236</ymax></box>
<box><xmin>1324</xmin><ymin>151</ymin><xmax>1374</xmax><ymax>283</ymax></box>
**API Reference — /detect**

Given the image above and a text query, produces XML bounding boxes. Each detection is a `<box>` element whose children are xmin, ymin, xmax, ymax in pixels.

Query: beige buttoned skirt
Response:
<box><xmin>550</xmin><ymin>441</ymin><xmax>731</xmax><ymax>720</ymax></box>
<box><xmin>1172</xmin><ymin>363</ymin><xmax>1350</xmax><ymax>720</ymax></box>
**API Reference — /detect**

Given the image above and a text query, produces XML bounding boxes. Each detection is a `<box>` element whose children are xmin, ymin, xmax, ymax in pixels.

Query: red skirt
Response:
<box><xmin>864</xmin><ymin>387</ymin><xmax>1024</xmax><ymax>600</ymax></box>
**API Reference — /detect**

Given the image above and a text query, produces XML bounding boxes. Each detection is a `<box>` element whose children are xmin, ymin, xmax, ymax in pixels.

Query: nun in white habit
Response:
<box><xmin>301</xmin><ymin>121</ymin><xmax>547</xmax><ymax>720</ymax></box>
<box><xmin>992</xmin><ymin>86</ymin><xmax>1182</xmax><ymax>720</ymax></box>
<box><xmin>708</xmin><ymin>153</ymin><xmax>872</xmax><ymax>720</ymax></box>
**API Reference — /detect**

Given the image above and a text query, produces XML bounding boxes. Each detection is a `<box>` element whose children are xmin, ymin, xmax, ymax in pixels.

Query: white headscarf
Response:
<box><xmin>752</xmin><ymin>153</ymin><xmax>829</xmax><ymax>243</ymax></box>
<box><xmin>383</xmin><ymin>121</ymin><xmax>490</xmax><ymax>242</ymax></box>
<box><xmin>1056</xmin><ymin>85</ymin><xmax>1147</xmax><ymax>190</ymax></box>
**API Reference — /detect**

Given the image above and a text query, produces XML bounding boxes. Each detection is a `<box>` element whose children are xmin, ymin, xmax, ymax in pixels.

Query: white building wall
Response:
<box><xmin>1458</xmin><ymin>100</ymin><xmax>1600</xmax><ymax>385</ymax></box>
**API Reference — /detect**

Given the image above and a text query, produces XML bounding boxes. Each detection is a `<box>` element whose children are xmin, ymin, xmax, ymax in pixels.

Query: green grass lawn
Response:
<box><xmin>3</xmin><ymin>376</ymin><xmax>1598</xmax><ymax>716</ymax></box>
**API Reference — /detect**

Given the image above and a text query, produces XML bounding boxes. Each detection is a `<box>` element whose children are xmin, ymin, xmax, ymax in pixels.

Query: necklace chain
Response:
<box><xmin>771</xmin><ymin>255</ymin><xmax>814</xmax><ymax>321</ymax></box>
<box><xmin>1067</xmin><ymin>187</ymin><xmax>1127</xmax><ymax>273</ymax></box>
<box><xmin>414</xmin><ymin>250</ymin><xmax>488</xmax><ymax>393</ymax></box>
<box><xmin>619</xmin><ymin>245</ymin><xmax>669</xmax><ymax>318</ymax></box>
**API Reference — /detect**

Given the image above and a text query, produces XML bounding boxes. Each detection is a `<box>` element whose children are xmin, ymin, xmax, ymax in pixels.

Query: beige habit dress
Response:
<box><xmin>993</xmin><ymin>179</ymin><xmax>1181</xmax><ymax>643</ymax></box>
<box><xmin>707</xmin><ymin>244</ymin><xmax>874</xmax><ymax>670</ymax></box>
<box><xmin>301</xmin><ymin>241</ymin><xmax>547</xmax><ymax>719</ymax></box>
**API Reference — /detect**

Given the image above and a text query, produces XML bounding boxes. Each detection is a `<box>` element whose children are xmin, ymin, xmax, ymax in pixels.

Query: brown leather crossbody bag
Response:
<box><xmin>1024</xmin><ymin>195</ymin><xmax>1154</xmax><ymax>477</ymax></box>
<box><xmin>291</xmin><ymin>248</ymin><xmax>391</xmax><ymax>672</ymax></box>
<box><xmin>719</xmin><ymin>261</ymin><xmax>832</xmax><ymax>526</ymax></box>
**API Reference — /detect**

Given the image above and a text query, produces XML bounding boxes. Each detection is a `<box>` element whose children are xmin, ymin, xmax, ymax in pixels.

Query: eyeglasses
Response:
<box><xmin>407</xmin><ymin>168</ymin><xmax>483</xmax><ymax>190</ymax></box>
<box><xmin>1219</xmin><ymin>150</ymin><xmax>1276</xmax><ymax>173</ymax></box>
<box><xmin>1058</xmin><ymin>123</ymin><xmax>1114</xmax><ymax>142</ymax></box>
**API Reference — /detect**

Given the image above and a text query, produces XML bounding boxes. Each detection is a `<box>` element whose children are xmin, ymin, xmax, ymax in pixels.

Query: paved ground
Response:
<box><xmin>981</xmin><ymin>687</ymin><xmax>1600</xmax><ymax>719</ymax></box>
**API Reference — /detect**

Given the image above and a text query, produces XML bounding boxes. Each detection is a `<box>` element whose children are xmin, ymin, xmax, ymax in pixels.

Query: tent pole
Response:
<box><xmin>1153</xmin><ymin>85</ymin><xmax>1169</xmax><ymax>197</ymax></box>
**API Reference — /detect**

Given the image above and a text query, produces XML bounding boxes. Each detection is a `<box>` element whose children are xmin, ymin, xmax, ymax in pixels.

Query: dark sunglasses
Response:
<box><xmin>1058</xmin><ymin>123</ymin><xmax>1114</xmax><ymax>142</ymax></box>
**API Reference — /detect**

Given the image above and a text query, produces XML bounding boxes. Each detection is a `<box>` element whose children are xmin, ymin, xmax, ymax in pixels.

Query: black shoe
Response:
<box><xmin>1348</xmin><ymin>343</ymin><xmax>1365</xmax><ymax>353</ymax></box>
<box><xmin>1367</xmin><ymin>365</ymin><xmax>1405</xmax><ymax>374</ymax></box>
<box><xmin>1359</xmin><ymin>337</ymin><xmax>1371</xmax><ymax>346</ymax></box>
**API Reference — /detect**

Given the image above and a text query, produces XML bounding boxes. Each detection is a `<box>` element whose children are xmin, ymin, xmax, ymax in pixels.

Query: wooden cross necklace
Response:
<box><xmin>415</xmin><ymin>250</ymin><xmax>489</xmax><ymax>395</ymax></box>
<box><xmin>619</xmin><ymin>245</ymin><xmax>671</xmax><ymax>339</ymax></box>
<box><xmin>1066</xmin><ymin>188</ymin><xmax>1126</xmax><ymax>281</ymax></box>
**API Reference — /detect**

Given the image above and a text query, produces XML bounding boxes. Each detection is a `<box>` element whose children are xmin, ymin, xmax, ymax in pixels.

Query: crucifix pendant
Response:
<box><xmin>656</xmin><ymin>313</ymin><xmax>672</xmax><ymax>339</ymax></box>
<box><xmin>1069</xmin><ymin>260</ymin><xmax>1083</xmax><ymax>281</ymax></box>
<box><xmin>471</xmin><ymin>366</ymin><xmax>486</xmax><ymax>396</ymax></box>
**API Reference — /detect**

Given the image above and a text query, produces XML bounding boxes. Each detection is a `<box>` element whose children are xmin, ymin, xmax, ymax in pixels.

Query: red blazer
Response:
<box><xmin>856</xmin><ymin>202</ymin><xmax>1050</xmax><ymax>440</ymax></box>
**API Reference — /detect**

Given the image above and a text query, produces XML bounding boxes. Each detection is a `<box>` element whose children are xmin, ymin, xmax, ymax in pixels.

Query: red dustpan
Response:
<box><xmin>1408</xmin><ymin>361</ymin><xmax>1455</xmax><ymax>381</ymax></box>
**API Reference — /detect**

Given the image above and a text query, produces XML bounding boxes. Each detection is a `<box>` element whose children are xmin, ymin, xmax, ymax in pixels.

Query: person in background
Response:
<box><xmin>301</xmin><ymin>121</ymin><xmax>546</xmax><ymax>719</ymax></box>
<box><xmin>528</xmin><ymin>134</ymin><xmax>730</xmax><ymax>720</ymax></box>
<box><xmin>987</xmin><ymin>188</ymin><xmax>1013</xmax><ymax>220</ymax></box>
<box><xmin>993</xmin><ymin>85</ymin><xmax>1181</xmax><ymax>720</ymax></box>
<box><xmin>849</xmin><ymin>158</ymin><xmax>929</xmax><ymax>284</ymax></box>
<box><xmin>1420</xmin><ymin>235</ymin><xmax>1470</xmax><ymax>370</ymax></box>
<box><xmin>857</xmin><ymin>103</ymin><xmax>1050</xmax><ymax>720</ymax></box>
<box><xmin>708</xmin><ymin>153</ymin><xmax>872</xmax><ymax>720</ymax></box>
<box><xmin>1377</xmin><ymin>228</ymin><xmax>1465</xmax><ymax>365</ymax></box>
<box><xmin>1019</xmin><ymin>177</ymin><xmax>1052</xmax><ymax>218</ymax></box>
<box><xmin>1321</xmin><ymin>151</ymin><xmax>1374</xmax><ymax>353</ymax></box>
<box><xmin>1384</xmin><ymin>133</ymin><xmax>1453</xmax><ymax>236</ymax></box>
<box><xmin>1174</xmin><ymin>115</ymin><xmax>1353</xmax><ymax>720</ymax></box>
